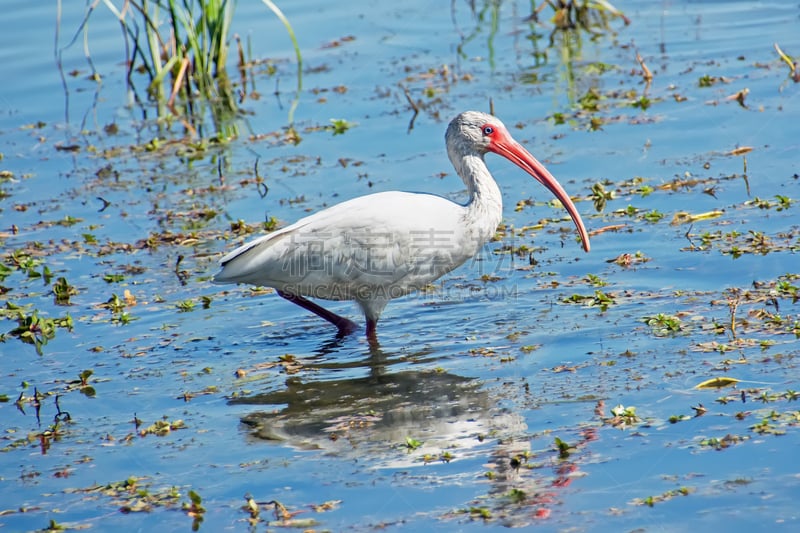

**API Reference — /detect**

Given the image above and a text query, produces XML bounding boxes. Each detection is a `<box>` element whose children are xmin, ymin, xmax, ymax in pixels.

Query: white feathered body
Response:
<box><xmin>214</xmin><ymin>187</ymin><xmax>501</xmax><ymax>321</ymax></box>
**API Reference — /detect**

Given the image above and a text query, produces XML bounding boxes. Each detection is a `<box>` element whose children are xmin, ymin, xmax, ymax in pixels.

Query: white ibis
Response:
<box><xmin>215</xmin><ymin>111</ymin><xmax>590</xmax><ymax>340</ymax></box>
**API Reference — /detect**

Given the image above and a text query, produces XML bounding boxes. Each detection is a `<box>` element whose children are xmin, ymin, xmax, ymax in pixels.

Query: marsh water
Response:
<box><xmin>2</xmin><ymin>1</ymin><xmax>799</xmax><ymax>531</ymax></box>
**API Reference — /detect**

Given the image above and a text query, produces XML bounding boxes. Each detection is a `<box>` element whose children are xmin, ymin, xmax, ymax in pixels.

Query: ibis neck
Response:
<box><xmin>455</xmin><ymin>153</ymin><xmax>503</xmax><ymax>238</ymax></box>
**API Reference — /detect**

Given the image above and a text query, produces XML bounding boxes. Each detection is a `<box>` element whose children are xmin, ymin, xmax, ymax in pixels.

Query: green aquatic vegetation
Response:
<box><xmin>613</xmin><ymin>204</ymin><xmax>639</xmax><ymax>217</ymax></box>
<box><xmin>774</xmin><ymin>42</ymin><xmax>800</xmax><ymax>82</ymax></box>
<box><xmin>6</xmin><ymin>249</ymin><xmax>42</xmax><ymax>279</ymax></box>
<box><xmin>551</xmin><ymin>112</ymin><xmax>566</xmax><ymax>125</ymax></box>
<box><xmin>99</xmin><ymin>293</ymin><xmax>138</xmax><ymax>325</ymax></box>
<box><xmin>468</xmin><ymin>507</ymin><xmax>491</xmax><ymax>520</ymax></box>
<box><xmin>41</xmin><ymin>265</ymin><xmax>54</xmax><ymax>285</ymax></box>
<box><xmin>2</xmin><ymin>304</ymin><xmax>73</xmax><ymax>355</ymax></box>
<box><xmin>64</xmin><ymin>477</ymin><xmax>182</xmax><ymax>514</ymax></box>
<box><xmin>112</xmin><ymin>311</ymin><xmax>135</xmax><ymax>325</ymax></box>
<box><xmin>183</xmin><ymin>489</ymin><xmax>206</xmax><ymax>529</ymax></box>
<box><xmin>327</xmin><ymin>118</ymin><xmax>355</xmax><ymax>135</ymax></box>
<box><xmin>643</xmin><ymin>313</ymin><xmax>682</xmax><ymax>336</ymax></box>
<box><xmin>696</xmin><ymin>228</ymin><xmax>800</xmax><ymax>259</ymax></box>
<box><xmin>405</xmin><ymin>436</ymin><xmax>423</xmax><ymax>450</ymax></box>
<box><xmin>0</xmin><ymin>262</ymin><xmax>12</xmax><ymax>282</ymax></box>
<box><xmin>698</xmin><ymin>74</ymin><xmax>720</xmax><ymax>87</ymax></box>
<box><xmin>695</xmin><ymin>377</ymin><xmax>740</xmax><ymax>390</ymax></box>
<box><xmin>643</xmin><ymin>209</ymin><xmax>665</xmax><ymax>223</ymax></box>
<box><xmin>584</xmin><ymin>273</ymin><xmax>607</xmax><ymax>287</ymax></box>
<box><xmin>139</xmin><ymin>417</ymin><xmax>187</xmax><ymax>437</ymax></box>
<box><xmin>177</xmin><ymin>299</ymin><xmax>196</xmax><ymax>312</ymax></box>
<box><xmin>73</xmin><ymin>369</ymin><xmax>97</xmax><ymax>397</ymax></box>
<box><xmin>671</xmin><ymin>209</ymin><xmax>724</xmax><ymax>225</ymax></box>
<box><xmin>584</xmin><ymin>61</ymin><xmax>616</xmax><ymax>74</ymax></box>
<box><xmin>578</xmin><ymin>87</ymin><xmax>601</xmax><ymax>112</ymax></box>
<box><xmin>573</xmin><ymin>290</ymin><xmax>609</xmax><ymax>309</ymax></box>
<box><xmin>55</xmin><ymin>215</ymin><xmax>82</xmax><ymax>227</ymax></box>
<box><xmin>700</xmin><ymin>434</ymin><xmax>747</xmax><ymax>450</ymax></box>
<box><xmin>41</xmin><ymin>520</ymin><xmax>66</xmax><ymax>532</ymax></box>
<box><xmin>563</xmin><ymin>290</ymin><xmax>615</xmax><ymax>311</ymax></box>
<box><xmin>669</xmin><ymin>414</ymin><xmax>691</xmax><ymax>423</ymax></box>
<box><xmin>230</xmin><ymin>219</ymin><xmax>256</xmax><ymax>235</ymax></box>
<box><xmin>494</xmin><ymin>242</ymin><xmax>534</xmax><ymax>258</ymax></box>
<box><xmin>607</xmin><ymin>251</ymin><xmax>650</xmax><ymax>267</ymax></box>
<box><xmin>102</xmin><ymin>294</ymin><xmax>126</xmax><ymax>314</ymax></box>
<box><xmin>750</xmin><ymin>416</ymin><xmax>784</xmax><ymax>435</ymax></box>
<box><xmin>52</xmin><ymin>277</ymin><xmax>77</xmax><ymax>306</ymax></box>
<box><xmin>633</xmin><ymin>486</ymin><xmax>693</xmax><ymax>506</ymax></box>
<box><xmin>69</xmin><ymin>0</ymin><xmax>302</xmax><ymax>137</ymax></box>
<box><xmin>631</xmin><ymin>95</ymin><xmax>651</xmax><ymax>110</ymax></box>
<box><xmin>590</xmin><ymin>181</ymin><xmax>614</xmax><ymax>212</ymax></box>
<box><xmin>610</xmin><ymin>404</ymin><xmax>639</xmax><ymax>425</ymax></box>
<box><xmin>746</xmin><ymin>195</ymin><xmax>794</xmax><ymax>211</ymax></box>
<box><xmin>543</xmin><ymin>0</ymin><xmax>629</xmax><ymax>34</ymax></box>
<box><xmin>506</xmin><ymin>488</ymin><xmax>527</xmax><ymax>503</ymax></box>
<box><xmin>554</xmin><ymin>436</ymin><xmax>574</xmax><ymax>459</ymax></box>
<box><xmin>775</xmin><ymin>279</ymin><xmax>799</xmax><ymax>299</ymax></box>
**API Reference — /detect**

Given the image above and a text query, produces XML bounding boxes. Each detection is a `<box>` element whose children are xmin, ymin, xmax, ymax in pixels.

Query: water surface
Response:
<box><xmin>1</xmin><ymin>1</ymin><xmax>799</xmax><ymax>531</ymax></box>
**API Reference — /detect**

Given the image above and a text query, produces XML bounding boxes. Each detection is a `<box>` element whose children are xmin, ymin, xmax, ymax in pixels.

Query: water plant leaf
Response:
<box><xmin>53</xmin><ymin>277</ymin><xmax>77</xmax><ymax>305</ymax></box>
<box><xmin>728</xmin><ymin>146</ymin><xmax>753</xmax><ymax>156</ymax></box>
<box><xmin>554</xmin><ymin>437</ymin><xmax>573</xmax><ymax>458</ymax></box>
<box><xmin>695</xmin><ymin>377</ymin><xmax>741</xmax><ymax>390</ymax></box>
<box><xmin>327</xmin><ymin>118</ymin><xmax>354</xmax><ymax>135</ymax></box>
<box><xmin>405</xmin><ymin>437</ymin><xmax>423</xmax><ymax>450</ymax></box>
<box><xmin>671</xmin><ymin>210</ymin><xmax>724</xmax><ymax>225</ymax></box>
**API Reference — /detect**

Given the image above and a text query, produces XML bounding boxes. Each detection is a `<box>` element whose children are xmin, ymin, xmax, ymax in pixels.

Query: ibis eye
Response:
<box><xmin>482</xmin><ymin>126</ymin><xmax>494</xmax><ymax>136</ymax></box>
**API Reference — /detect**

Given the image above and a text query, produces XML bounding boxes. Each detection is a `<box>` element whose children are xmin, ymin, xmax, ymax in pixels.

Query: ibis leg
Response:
<box><xmin>277</xmin><ymin>290</ymin><xmax>358</xmax><ymax>336</ymax></box>
<box><xmin>366</xmin><ymin>318</ymin><xmax>379</xmax><ymax>344</ymax></box>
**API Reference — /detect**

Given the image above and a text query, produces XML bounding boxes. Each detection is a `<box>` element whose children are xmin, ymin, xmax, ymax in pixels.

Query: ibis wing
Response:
<box><xmin>213</xmin><ymin>191</ymin><xmax>480</xmax><ymax>299</ymax></box>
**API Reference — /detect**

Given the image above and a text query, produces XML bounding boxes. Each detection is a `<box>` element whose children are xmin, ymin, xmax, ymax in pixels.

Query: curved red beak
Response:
<box><xmin>489</xmin><ymin>136</ymin><xmax>590</xmax><ymax>253</ymax></box>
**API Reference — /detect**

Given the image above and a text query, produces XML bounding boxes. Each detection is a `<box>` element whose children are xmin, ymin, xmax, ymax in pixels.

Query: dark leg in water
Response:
<box><xmin>277</xmin><ymin>290</ymin><xmax>358</xmax><ymax>336</ymax></box>
<box><xmin>366</xmin><ymin>318</ymin><xmax>378</xmax><ymax>344</ymax></box>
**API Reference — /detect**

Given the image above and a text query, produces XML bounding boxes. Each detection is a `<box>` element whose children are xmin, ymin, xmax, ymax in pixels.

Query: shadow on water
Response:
<box><xmin>230</xmin><ymin>344</ymin><xmax>495</xmax><ymax>453</ymax></box>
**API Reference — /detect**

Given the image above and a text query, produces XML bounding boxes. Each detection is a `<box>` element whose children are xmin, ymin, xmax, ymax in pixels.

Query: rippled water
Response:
<box><xmin>2</xmin><ymin>0</ymin><xmax>799</xmax><ymax>531</ymax></box>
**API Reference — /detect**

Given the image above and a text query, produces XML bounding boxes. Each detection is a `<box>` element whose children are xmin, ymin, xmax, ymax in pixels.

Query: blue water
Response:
<box><xmin>1</xmin><ymin>0</ymin><xmax>800</xmax><ymax>531</ymax></box>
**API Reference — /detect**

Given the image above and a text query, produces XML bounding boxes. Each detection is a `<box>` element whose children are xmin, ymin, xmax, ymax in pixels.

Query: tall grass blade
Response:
<box><xmin>66</xmin><ymin>0</ymin><xmax>301</xmax><ymax>138</ymax></box>
<box><xmin>259</xmin><ymin>0</ymin><xmax>303</xmax><ymax>124</ymax></box>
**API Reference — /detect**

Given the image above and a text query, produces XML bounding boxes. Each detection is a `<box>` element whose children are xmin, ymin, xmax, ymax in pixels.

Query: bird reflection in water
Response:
<box><xmin>231</xmin><ymin>345</ymin><xmax>499</xmax><ymax>456</ymax></box>
<box><xmin>230</xmin><ymin>345</ymin><xmax>597</xmax><ymax>526</ymax></box>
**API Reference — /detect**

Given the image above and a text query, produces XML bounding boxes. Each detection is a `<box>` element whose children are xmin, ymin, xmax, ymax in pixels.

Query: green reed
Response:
<box><xmin>77</xmin><ymin>0</ymin><xmax>301</xmax><ymax>138</ymax></box>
